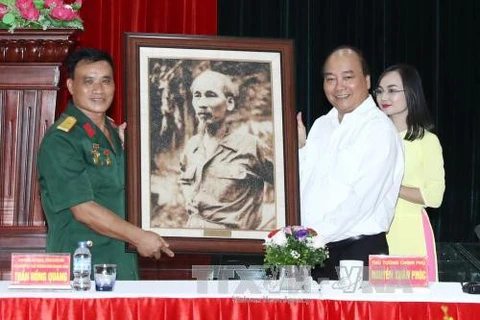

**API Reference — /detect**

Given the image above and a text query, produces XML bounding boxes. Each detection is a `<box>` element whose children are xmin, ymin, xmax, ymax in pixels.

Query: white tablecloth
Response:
<box><xmin>1</xmin><ymin>280</ymin><xmax>479</xmax><ymax>303</ymax></box>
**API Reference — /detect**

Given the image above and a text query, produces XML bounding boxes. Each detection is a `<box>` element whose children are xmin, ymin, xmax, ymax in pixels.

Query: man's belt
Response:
<box><xmin>327</xmin><ymin>232</ymin><xmax>386</xmax><ymax>248</ymax></box>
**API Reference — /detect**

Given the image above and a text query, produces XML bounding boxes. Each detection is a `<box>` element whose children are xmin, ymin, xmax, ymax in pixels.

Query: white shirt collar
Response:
<box><xmin>326</xmin><ymin>95</ymin><xmax>375</xmax><ymax>125</ymax></box>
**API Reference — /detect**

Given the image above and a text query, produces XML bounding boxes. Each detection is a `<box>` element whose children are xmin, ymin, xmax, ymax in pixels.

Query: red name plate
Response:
<box><xmin>369</xmin><ymin>255</ymin><xmax>428</xmax><ymax>287</ymax></box>
<box><xmin>10</xmin><ymin>253</ymin><xmax>71</xmax><ymax>288</ymax></box>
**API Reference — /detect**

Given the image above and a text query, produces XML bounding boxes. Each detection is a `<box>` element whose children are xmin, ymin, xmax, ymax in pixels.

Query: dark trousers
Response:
<box><xmin>312</xmin><ymin>232</ymin><xmax>388</xmax><ymax>282</ymax></box>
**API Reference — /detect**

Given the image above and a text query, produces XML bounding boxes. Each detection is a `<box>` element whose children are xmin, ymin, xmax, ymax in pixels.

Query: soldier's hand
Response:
<box><xmin>118</xmin><ymin>122</ymin><xmax>126</xmax><ymax>148</ymax></box>
<box><xmin>106</xmin><ymin>117</ymin><xmax>126</xmax><ymax>148</ymax></box>
<box><xmin>297</xmin><ymin>112</ymin><xmax>306</xmax><ymax>148</ymax></box>
<box><xmin>136</xmin><ymin>230</ymin><xmax>174</xmax><ymax>259</ymax></box>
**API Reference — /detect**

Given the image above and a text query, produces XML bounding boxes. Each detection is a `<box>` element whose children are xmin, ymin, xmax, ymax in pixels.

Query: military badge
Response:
<box><xmin>91</xmin><ymin>144</ymin><xmax>113</xmax><ymax>166</ymax></box>
<box><xmin>91</xmin><ymin>144</ymin><xmax>101</xmax><ymax>164</ymax></box>
<box><xmin>103</xmin><ymin>150</ymin><xmax>112</xmax><ymax>166</ymax></box>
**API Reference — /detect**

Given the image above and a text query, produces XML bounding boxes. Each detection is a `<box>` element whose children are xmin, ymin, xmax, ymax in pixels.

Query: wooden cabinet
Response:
<box><xmin>0</xmin><ymin>29</ymin><xmax>77</xmax><ymax>280</ymax></box>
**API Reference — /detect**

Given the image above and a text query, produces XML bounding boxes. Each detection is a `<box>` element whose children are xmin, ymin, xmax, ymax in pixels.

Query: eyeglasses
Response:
<box><xmin>373</xmin><ymin>88</ymin><xmax>405</xmax><ymax>98</ymax></box>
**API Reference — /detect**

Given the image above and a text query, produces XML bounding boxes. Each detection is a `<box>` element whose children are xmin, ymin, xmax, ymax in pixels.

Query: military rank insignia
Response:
<box><xmin>57</xmin><ymin>116</ymin><xmax>77</xmax><ymax>132</ymax></box>
<box><xmin>83</xmin><ymin>123</ymin><xmax>96</xmax><ymax>138</ymax></box>
<box><xmin>91</xmin><ymin>144</ymin><xmax>112</xmax><ymax>166</ymax></box>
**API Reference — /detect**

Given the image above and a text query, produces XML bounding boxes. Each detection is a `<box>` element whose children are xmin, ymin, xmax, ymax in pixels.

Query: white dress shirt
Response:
<box><xmin>299</xmin><ymin>96</ymin><xmax>404</xmax><ymax>244</ymax></box>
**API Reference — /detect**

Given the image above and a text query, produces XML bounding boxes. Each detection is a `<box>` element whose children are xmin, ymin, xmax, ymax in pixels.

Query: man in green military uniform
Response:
<box><xmin>37</xmin><ymin>48</ymin><xmax>174</xmax><ymax>280</ymax></box>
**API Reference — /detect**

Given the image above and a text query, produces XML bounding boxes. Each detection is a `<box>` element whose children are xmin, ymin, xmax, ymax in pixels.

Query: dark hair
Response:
<box><xmin>66</xmin><ymin>47</ymin><xmax>114</xmax><ymax>79</ymax></box>
<box><xmin>323</xmin><ymin>45</ymin><xmax>370</xmax><ymax>76</ymax></box>
<box><xmin>376</xmin><ymin>64</ymin><xmax>434</xmax><ymax>141</ymax></box>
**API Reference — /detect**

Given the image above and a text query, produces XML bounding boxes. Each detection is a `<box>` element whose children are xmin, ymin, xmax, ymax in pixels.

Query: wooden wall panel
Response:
<box><xmin>0</xmin><ymin>84</ymin><xmax>57</xmax><ymax>226</ymax></box>
<box><xmin>0</xmin><ymin>90</ymin><xmax>17</xmax><ymax>225</ymax></box>
<box><xmin>0</xmin><ymin>227</ymin><xmax>47</xmax><ymax>280</ymax></box>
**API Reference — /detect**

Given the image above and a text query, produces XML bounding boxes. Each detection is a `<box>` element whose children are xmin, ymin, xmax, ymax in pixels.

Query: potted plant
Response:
<box><xmin>0</xmin><ymin>0</ymin><xmax>83</xmax><ymax>32</ymax></box>
<box><xmin>264</xmin><ymin>225</ymin><xmax>328</xmax><ymax>291</ymax></box>
<box><xmin>0</xmin><ymin>0</ymin><xmax>83</xmax><ymax>62</ymax></box>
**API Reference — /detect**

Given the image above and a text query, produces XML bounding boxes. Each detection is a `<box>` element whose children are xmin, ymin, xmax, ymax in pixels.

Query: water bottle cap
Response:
<box><xmin>77</xmin><ymin>240</ymin><xmax>93</xmax><ymax>248</ymax></box>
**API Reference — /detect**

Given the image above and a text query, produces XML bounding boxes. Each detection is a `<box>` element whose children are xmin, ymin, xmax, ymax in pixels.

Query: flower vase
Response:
<box><xmin>278</xmin><ymin>265</ymin><xmax>312</xmax><ymax>292</ymax></box>
<box><xmin>0</xmin><ymin>29</ymin><xmax>78</xmax><ymax>63</ymax></box>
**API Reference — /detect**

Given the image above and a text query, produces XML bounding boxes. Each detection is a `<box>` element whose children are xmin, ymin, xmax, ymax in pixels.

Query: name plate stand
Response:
<box><xmin>369</xmin><ymin>255</ymin><xmax>429</xmax><ymax>288</ymax></box>
<box><xmin>9</xmin><ymin>253</ymin><xmax>71</xmax><ymax>290</ymax></box>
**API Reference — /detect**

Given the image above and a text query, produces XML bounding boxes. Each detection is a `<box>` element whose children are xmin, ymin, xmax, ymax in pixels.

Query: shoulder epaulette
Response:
<box><xmin>57</xmin><ymin>116</ymin><xmax>77</xmax><ymax>132</ymax></box>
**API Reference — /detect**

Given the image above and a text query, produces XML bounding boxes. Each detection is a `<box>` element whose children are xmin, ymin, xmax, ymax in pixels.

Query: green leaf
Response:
<box><xmin>2</xmin><ymin>12</ymin><xmax>15</xmax><ymax>25</ymax></box>
<box><xmin>0</xmin><ymin>1</ymin><xmax>15</xmax><ymax>6</ymax></box>
<box><xmin>33</xmin><ymin>0</ymin><xmax>44</xmax><ymax>10</ymax></box>
<box><xmin>71</xmin><ymin>3</ymin><xmax>82</xmax><ymax>11</ymax></box>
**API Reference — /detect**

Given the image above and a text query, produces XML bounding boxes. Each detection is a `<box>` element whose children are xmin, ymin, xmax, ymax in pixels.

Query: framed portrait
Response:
<box><xmin>124</xmin><ymin>33</ymin><xmax>299</xmax><ymax>253</ymax></box>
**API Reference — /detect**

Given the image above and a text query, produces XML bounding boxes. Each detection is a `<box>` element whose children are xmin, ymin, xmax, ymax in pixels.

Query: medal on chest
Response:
<box><xmin>90</xmin><ymin>143</ymin><xmax>112</xmax><ymax>167</ymax></box>
<box><xmin>91</xmin><ymin>143</ymin><xmax>101</xmax><ymax>164</ymax></box>
<box><xmin>90</xmin><ymin>144</ymin><xmax>112</xmax><ymax>166</ymax></box>
<box><xmin>103</xmin><ymin>150</ymin><xmax>112</xmax><ymax>166</ymax></box>
<box><xmin>84</xmin><ymin>121</ymin><xmax>114</xmax><ymax>166</ymax></box>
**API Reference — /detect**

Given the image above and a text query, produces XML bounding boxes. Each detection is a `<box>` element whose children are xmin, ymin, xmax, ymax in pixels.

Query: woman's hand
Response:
<box><xmin>297</xmin><ymin>112</ymin><xmax>306</xmax><ymax>148</ymax></box>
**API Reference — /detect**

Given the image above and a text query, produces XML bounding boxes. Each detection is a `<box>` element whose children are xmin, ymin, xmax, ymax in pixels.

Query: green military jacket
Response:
<box><xmin>37</xmin><ymin>102</ymin><xmax>138</xmax><ymax>280</ymax></box>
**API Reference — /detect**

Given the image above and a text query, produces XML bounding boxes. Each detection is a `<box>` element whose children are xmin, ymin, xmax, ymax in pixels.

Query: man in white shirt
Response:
<box><xmin>297</xmin><ymin>45</ymin><xmax>404</xmax><ymax>280</ymax></box>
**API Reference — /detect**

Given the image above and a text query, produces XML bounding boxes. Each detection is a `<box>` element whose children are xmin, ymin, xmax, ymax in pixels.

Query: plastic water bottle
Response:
<box><xmin>72</xmin><ymin>241</ymin><xmax>92</xmax><ymax>291</ymax></box>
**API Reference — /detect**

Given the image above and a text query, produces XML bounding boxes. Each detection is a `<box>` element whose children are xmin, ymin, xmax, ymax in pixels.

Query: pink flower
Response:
<box><xmin>18</xmin><ymin>6</ymin><xmax>41</xmax><ymax>21</ymax></box>
<box><xmin>15</xmin><ymin>0</ymin><xmax>40</xmax><ymax>20</ymax></box>
<box><xmin>44</xmin><ymin>0</ymin><xmax>64</xmax><ymax>8</ymax></box>
<box><xmin>49</xmin><ymin>5</ymin><xmax>77</xmax><ymax>21</ymax></box>
<box><xmin>0</xmin><ymin>4</ymin><xmax>9</xmax><ymax>19</ymax></box>
<box><xmin>75</xmin><ymin>0</ymin><xmax>82</xmax><ymax>6</ymax></box>
<box><xmin>15</xmin><ymin>0</ymin><xmax>34</xmax><ymax>10</ymax></box>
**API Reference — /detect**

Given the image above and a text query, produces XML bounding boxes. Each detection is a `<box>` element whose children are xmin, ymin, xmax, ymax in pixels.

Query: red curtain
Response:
<box><xmin>58</xmin><ymin>0</ymin><xmax>217</xmax><ymax>123</ymax></box>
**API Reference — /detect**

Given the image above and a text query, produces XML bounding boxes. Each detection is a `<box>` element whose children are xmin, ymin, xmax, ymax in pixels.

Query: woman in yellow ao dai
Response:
<box><xmin>375</xmin><ymin>64</ymin><xmax>445</xmax><ymax>282</ymax></box>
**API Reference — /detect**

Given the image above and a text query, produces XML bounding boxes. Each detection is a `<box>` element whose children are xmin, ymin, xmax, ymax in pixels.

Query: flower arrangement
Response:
<box><xmin>0</xmin><ymin>0</ymin><xmax>83</xmax><ymax>33</ymax></box>
<box><xmin>264</xmin><ymin>225</ymin><xmax>329</xmax><ymax>267</ymax></box>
